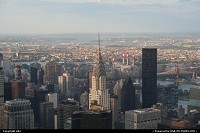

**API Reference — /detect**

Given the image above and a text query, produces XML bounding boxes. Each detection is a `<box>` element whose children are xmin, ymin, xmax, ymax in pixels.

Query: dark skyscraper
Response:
<box><xmin>121</xmin><ymin>77</ymin><xmax>136</xmax><ymax>114</ymax></box>
<box><xmin>30</xmin><ymin>66</ymin><xmax>38</xmax><ymax>85</ymax></box>
<box><xmin>38</xmin><ymin>68</ymin><xmax>44</xmax><ymax>87</ymax></box>
<box><xmin>142</xmin><ymin>48</ymin><xmax>157</xmax><ymax>108</ymax></box>
<box><xmin>4</xmin><ymin>81</ymin><xmax>12</xmax><ymax>102</ymax></box>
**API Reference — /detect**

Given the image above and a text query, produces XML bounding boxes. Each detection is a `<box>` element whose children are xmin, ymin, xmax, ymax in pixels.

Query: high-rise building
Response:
<box><xmin>125</xmin><ymin>108</ymin><xmax>161</xmax><ymax>129</ymax></box>
<box><xmin>40</xmin><ymin>102</ymin><xmax>54</xmax><ymax>129</ymax></box>
<box><xmin>142</xmin><ymin>48</ymin><xmax>157</xmax><ymax>108</ymax></box>
<box><xmin>71</xmin><ymin>110</ymin><xmax>112</xmax><ymax>129</ymax></box>
<box><xmin>121</xmin><ymin>77</ymin><xmax>136</xmax><ymax>114</ymax></box>
<box><xmin>0</xmin><ymin>53</ymin><xmax>3</xmax><ymax>67</ymax></box>
<box><xmin>87</xmin><ymin>71</ymin><xmax>93</xmax><ymax>92</ymax></box>
<box><xmin>157</xmin><ymin>84</ymin><xmax>178</xmax><ymax>110</ymax></box>
<box><xmin>11</xmin><ymin>80</ymin><xmax>25</xmax><ymax>99</ymax></box>
<box><xmin>113</xmin><ymin>79</ymin><xmax>124</xmax><ymax>112</ymax></box>
<box><xmin>62</xmin><ymin>73</ymin><xmax>74</xmax><ymax>98</ymax></box>
<box><xmin>14</xmin><ymin>64</ymin><xmax>22</xmax><ymax>80</ymax></box>
<box><xmin>38</xmin><ymin>68</ymin><xmax>44</xmax><ymax>86</ymax></box>
<box><xmin>0</xmin><ymin>66</ymin><xmax>4</xmax><ymax>106</ymax></box>
<box><xmin>89</xmin><ymin>36</ymin><xmax>110</xmax><ymax>110</ymax></box>
<box><xmin>4</xmin><ymin>81</ymin><xmax>12</xmax><ymax>102</ymax></box>
<box><xmin>55</xmin><ymin>99</ymin><xmax>79</xmax><ymax>129</ymax></box>
<box><xmin>44</xmin><ymin>62</ymin><xmax>62</xmax><ymax>85</ymax></box>
<box><xmin>30</xmin><ymin>66</ymin><xmax>38</xmax><ymax>85</ymax></box>
<box><xmin>47</xmin><ymin>93</ymin><xmax>58</xmax><ymax>109</ymax></box>
<box><xmin>33</xmin><ymin>88</ymin><xmax>49</xmax><ymax>127</ymax></box>
<box><xmin>58</xmin><ymin>75</ymin><xmax>66</xmax><ymax>97</ymax></box>
<box><xmin>4</xmin><ymin>99</ymin><xmax>34</xmax><ymax>129</ymax></box>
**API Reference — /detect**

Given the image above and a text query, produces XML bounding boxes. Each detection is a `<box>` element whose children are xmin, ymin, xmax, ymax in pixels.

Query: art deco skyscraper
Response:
<box><xmin>89</xmin><ymin>35</ymin><xmax>110</xmax><ymax>110</ymax></box>
<box><xmin>142</xmin><ymin>48</ymin><xmax>157</xmax><ymax>108</ymax></box>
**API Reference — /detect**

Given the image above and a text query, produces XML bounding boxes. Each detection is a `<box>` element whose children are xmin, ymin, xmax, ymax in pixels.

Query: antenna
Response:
<box><xmin>98</xmin><ymin>32</ymin><xmax>100</xmax><ymax>52</ymax></box>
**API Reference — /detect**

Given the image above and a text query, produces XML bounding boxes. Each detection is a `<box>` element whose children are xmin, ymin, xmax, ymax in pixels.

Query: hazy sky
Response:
<box><xmin>0</xmin><ymin>0</ymin><xmax>200</xmax><ymax>34</ymax></box>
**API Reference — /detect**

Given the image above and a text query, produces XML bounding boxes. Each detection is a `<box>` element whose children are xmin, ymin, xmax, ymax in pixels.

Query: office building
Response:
<box><xmin>40</xmin><ymin>102</ymin><xmax>54</xmax><ymax>129</ymax></box>
<box><xmin>30</xmin><ymin>66</ymin><xmax>38</xmax><ymax>85</ymax></box>
<box><xmin>125</xmin><ymin>108</ymin><xmax>161</xmax><ymax>129</ymax></box>
<box><xmin>47</xmin><ymin>93</ymin><xmax>58</xmax><ymax>109</ymax></box>
<box><xmin>14</xmin><ymin>64</ymin><xmax>22</xmax><ymax>80</ymax></box>
<box><xmin>4</xmin><ymin>81</ymin><xmax>12</xmax><ymax>102</ymax></box>
<box><xmin>55</xmin><ymin>99</ymin><xmax>79</xmax><ymax>129</ymax></box>
<box><xmin>12</xmin><ymin>80</ymin><xmax>25</xmax><ymax>99</ymax></box>
<box><xmin>121</xmin><ymin>77</ymin><xmax>135</xmax><ymax>114</ymax></box>
<box><xmin>4</xmin><ymin>99</ymin><xmax>34</xmax><ymax>129</ymax></box>
<box><xmin>44</xmin><ymin>62</ymin><xmax>62</xmax><ymax>85</ymax></box>
<box><xmin>0</xmin><ymin>66</ymin><xmax>4</xmax><ymax>106</ymax></box>
<box><xmin>142</xmin><ymin>48</ymin><xmax>157</xmax><ymax>108</ymax></box>
<box><xmin>157</xmin><ymin>84</ymin><xmax>178</xmax><ymax>110</ymax></box>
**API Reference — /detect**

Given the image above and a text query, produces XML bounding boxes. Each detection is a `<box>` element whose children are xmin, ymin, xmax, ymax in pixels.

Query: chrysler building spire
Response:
<box><xmin>93</xmin><ymin>33</ymin><xmax>106</xmax><ymax>78</ymax></box>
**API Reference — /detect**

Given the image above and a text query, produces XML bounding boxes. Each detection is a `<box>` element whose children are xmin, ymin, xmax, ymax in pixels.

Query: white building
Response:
<box><xmin>4</xmin><ymin>99</ymin><xmax>34</xmax><ymax>129</ymax></box>
<box><xmin>125</xmin><ymin>108</ymin><xmax>161</xmax><ymax>129</ymax></box>
<box><xmin>89</xmin><ymin>39</ymin><xmax>110</xmax><ymax>110</ymax></box>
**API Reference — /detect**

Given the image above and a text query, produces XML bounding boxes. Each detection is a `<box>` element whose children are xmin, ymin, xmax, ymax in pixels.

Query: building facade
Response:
<box><xmin>4</xmin><ymin>99</ymin><xmax>34</xmax><ymax>129</ymax></box>
<box><xmin>89</xmin><ymin>39</ymin><xmax>110</xmax><ymax>110</ymax></box>
<box><xmin>125</xmin><ymin>108</ymin><xmax>161</xmax><ymax>129</ymax></box>
<box><xmin>142</xmin><ymin>48</ymin><xmax>157</xmax><ymax>108</ymax></box>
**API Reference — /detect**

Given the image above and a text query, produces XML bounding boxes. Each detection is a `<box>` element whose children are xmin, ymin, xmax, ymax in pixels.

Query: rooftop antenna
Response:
<box><xmin>98</xmin><ymin>32</ymin><xmax>100</xmax><ymax>52</ymax></box>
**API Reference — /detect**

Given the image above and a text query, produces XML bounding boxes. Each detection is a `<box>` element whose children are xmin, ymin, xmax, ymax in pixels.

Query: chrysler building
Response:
<box><xmin>89</xmin><ymin>35</ymin><xmax>110</xmax><ymax>110</ymax></box>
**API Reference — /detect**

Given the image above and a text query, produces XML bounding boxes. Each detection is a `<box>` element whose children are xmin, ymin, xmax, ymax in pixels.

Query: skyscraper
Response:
<box><xmin>40</xmin><ymin>102</ymin><xmax>54</xmax><ymax>129</ymax></box>
<box><xmin>142</xmin><ymin>48</ymin><xmax>157</xmax><ymax>108</ymax></box>
<box><xmin>30</xmin><ymin>66</ymin><xmax>38</xmax><ymax>85</ymax></box>
<box><xmin>14</xmin><ymin>64</ymin><xmax>22</xmax><ymax>80</ymax></box>
<box><xmin>0</xmin><ymin>66</ymin><xmax>4</xmax><ymax>106</ymax></box>
<box><xmin>4</xmin><ymin>99</ymin><xmax>34</xmax><ymax>129</ymax></box>
<box><xmin>11</xmin><ymin>80</ymin><xmax>25</xmax><ymax>99</ymax></box>
<box><xmin>89</xmin><ymin>35</ymin><xmax>110</xmax><ymax>110</ymax></box>
<box><xmin>121</xmin><ymin>77</ymin><xmax>136</xmax><ymax>114</ymax></box>
<box><xmin>44</xmin><ymin>62</ymin><xmax>62</xmax><ymax>85</ymax></box>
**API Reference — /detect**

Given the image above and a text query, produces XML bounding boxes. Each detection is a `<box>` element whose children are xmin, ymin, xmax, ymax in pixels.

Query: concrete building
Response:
<box><xmin>125</xmin><ymin>108</ymin><xmax>161</xmax><ymax>129</ymax></box>
<box><xmin>4</xmin><ymin>99</ymin><xmax>34</xmax><ymax>129</ymax></box>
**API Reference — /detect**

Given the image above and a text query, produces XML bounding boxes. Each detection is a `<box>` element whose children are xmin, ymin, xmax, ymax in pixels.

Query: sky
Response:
<box><xmin>0</xmin><ymin>0</ymin><xmax>200</xmax><ymax>34</ymax></box>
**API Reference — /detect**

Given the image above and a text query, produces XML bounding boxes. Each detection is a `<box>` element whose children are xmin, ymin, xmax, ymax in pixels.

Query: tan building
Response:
<box><xmin>125</xmin><ymin>108</ymin><xmax>161</xmax><ymax>129</ymax></box>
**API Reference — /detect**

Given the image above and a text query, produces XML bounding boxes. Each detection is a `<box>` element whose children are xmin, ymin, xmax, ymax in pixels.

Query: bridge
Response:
<box><xmin>158</xmin><ymin>65</ymin><xmax>193</xmax><ymax>78</ymax></box>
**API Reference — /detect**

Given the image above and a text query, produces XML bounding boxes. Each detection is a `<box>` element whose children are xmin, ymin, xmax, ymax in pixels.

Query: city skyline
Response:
<box><xmin>0</xmin><ymin>0</ymin><xmax>200</xmax><ymax>35</ymax></box>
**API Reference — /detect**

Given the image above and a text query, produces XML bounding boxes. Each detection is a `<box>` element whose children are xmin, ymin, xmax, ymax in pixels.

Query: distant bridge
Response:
<box><xmin>158</xmin><ymin>65</ymin><xmax>193</xmax><ymax>78</ymax></box>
